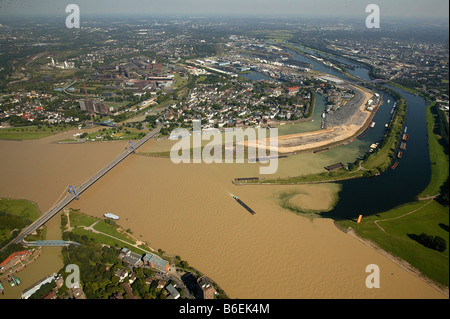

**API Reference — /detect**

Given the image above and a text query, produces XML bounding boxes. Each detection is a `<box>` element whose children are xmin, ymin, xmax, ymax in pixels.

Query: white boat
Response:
<box><xmin>104</xmin><ymin>213</ymin><xmax>120</xmax><ymax>220</ymax></box>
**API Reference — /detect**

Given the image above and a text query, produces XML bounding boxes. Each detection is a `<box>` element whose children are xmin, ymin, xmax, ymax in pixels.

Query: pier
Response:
<box><xmin>234</xmin><ymin>177</ymin><xmax>259</xmax><ymax>182</ymax></box>
<box><xmin>313</xmin><ymin>147</ymin><xmax>330</xmax><ymax>154</ymax></box>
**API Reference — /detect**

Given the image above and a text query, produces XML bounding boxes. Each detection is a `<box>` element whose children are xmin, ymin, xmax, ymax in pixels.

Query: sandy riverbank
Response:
<box><xmin>244</xmin><ymin>85</ymin><xmax>373</xmax><ymax>154</ymax></box>
<box><xmin>346</xmin><ymin>228</ymin><xmax>449</xmax><ymax>298</ymax></box>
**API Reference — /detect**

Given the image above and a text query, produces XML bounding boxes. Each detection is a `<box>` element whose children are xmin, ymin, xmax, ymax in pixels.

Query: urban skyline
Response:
<box><xmin>0</xmin><ymin>0</ymin><xmax>448</xmax><ymax>21</ymax></box>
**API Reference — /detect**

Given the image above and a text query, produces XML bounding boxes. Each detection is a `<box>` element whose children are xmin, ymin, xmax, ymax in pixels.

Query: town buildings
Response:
<box><xmin>197</xmin><ymin>276</ymin><xmax>216</xmax><ymax>299</ymax></box>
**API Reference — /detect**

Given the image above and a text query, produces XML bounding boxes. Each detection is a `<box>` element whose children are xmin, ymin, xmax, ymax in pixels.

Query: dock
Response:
<box><xmin>249</xmin><ymin>155</ymin><xmax>287</xmax><ymax>163</ymax></box>
<box><xmin>356</xmin><ymin>128</ymin><xmax>370</xmax><ymax>139</ymax></box>
<box><xmin>233</xmin><ymin>196</ymin><xmax>256</xmax><ymax>215</ymax></box>
<box><xmin>342</xmin><ymin>139</ymin><xmax>354</xmax><ymax>146</ymax></box>
<box><xmin>234</xmin><ymin>177</ymin><xmax>259</xmax><ymax>182</ymax></box>
<box><xmin>400</xmin><ymin>142</ymin><xmax>407</xmax><ymax>150</ymax></box>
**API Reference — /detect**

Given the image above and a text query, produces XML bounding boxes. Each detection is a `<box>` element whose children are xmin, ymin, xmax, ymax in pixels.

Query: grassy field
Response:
<box><xmin>66</xmin><ymin>209</ymin><xmax>148</xmax><ymax>255</ymax></box>
<box><xmin>173</xmin><ymin>72</ymin><xmax>188</xmax><ymax>89</ymax></box>
<box><xmin>418</xmin><ymin>103</ymin><xmax>449</xmax><ymax>198</ymax></box>
<box><xmin>60</xmin><ymin>126</ymin><xmax>147</xmax><ymax>143</ymax></box>
<box><xmin>93</xmin><ymin>220</ymin><xmax>136</xmax><ymax>245</ymax></box>
<box><xmin>85</xmin><ymin>127</ymin><xmax>145</xmax><ymax>141</ymax></box>
<box><xmin>68</xmin><ymin>209</ymin><xmax>136</xmax><ymax>245</ymax></box>
<box><xmin>68</xmin><ymin>209</ymin><xmax>98</xmax><ymax>228</ymax></box>
<box><xmin>0</xmin><ymin>198</ymin><xmax>42</xmax><ymax>245</ymax></box>
<box><xmin>0</xmin><ymin>198</ymin><xmax>41</xmax><ymax>221</ymax></box>
<box><xmin>0</xmin><ymin>126</ymin><xmax>71</xmax><ymax>140</ymax></box>
<box><xmin>259</xmin><ymin>168</ymin><xmax>366</xmax><ymax>184</ymax></box>
<box><xmin>336</xmin><ymin>200</ymin><xmax>449</xmax><ymax>287</ymax></box>
<box><xmin>71</xmin><ymin>227</ymin><xmax>146</xmax><ymax>255</ymax></box>
<box><xmin>249</xmin><ymin>30</ymin><xmax>295</xmax><ymax>43</ymax></box>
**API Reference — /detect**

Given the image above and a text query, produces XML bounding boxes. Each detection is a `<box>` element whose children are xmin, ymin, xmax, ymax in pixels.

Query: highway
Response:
<box><xmin>2</xmin><ymin>124</ymin><xmax>161</xmax><ymax>250</ymax></box>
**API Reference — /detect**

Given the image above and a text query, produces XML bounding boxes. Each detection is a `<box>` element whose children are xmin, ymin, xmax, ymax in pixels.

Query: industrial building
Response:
<box><xmin>142</xmin><ymin>253</ymin><xmax>170</xmax><ymax>273</ymax></box>
<box><xmin>104</xmin><ymin>213</ymin><xmax>120</xmax><ymax>220</ymax></box>
<box><xmin>0</xmin><ymin>250</ymin><xmax>31</xmax><ymax>271</ymax></box>
<box><xmin>21</xmin><ymin>274</ymin><xmax>56</xmax><ymax>299</ymax></box>
<box><xmin>197</xmin><ymin>276</ymin><xmax>216</xmax><ymax>299</ymax></box>
<box><xmin>119</xmin><ymin>247</ymin><xmax>143</xmax><ymax>268</ymax></box>
<box><xmin>166</xmin><ymin>284</ymin><xmax>180</xmax><ymax>299</ymax></box>
<box><xmin>286</xmin><ymin>86</ymin><xmax>299</xmax><ymax>95</ymax></box>
<box><xmin>79</xmin><ymin>99</ymin><xmax>110</xmax><ymax>114</ymax></box>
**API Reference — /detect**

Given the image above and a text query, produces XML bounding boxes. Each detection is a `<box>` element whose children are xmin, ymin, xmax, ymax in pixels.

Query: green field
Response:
<box><xmin>0</xmin><ymin>126</ymin><xmax>70</xmax><ymax>140</ymax></box>
<box><xmin>336</xmin><ymin>200</ymin><xmax>449</xmax><ymax>287</ymax></box>
<box><xmin>418</xmin><ymin>103</ymin><xmax>449</xmax><ymax>198</ymax></box>
<box><xmin>67</xmin><ymin>209</ymin><xmax>138</xmax><ymax>248</ymax></box>
<box><xmin>70</xmin><ymin>227</ymin><xmax>146</xmax><ymax>255</ymax></box>
<box><xmin>249</xmin><ymin>30</ymin><xmax>295</xmax><ymax>43</ymax></box>
<box><xmin>257</xmin><ymin>168</ymin><xmax>366</xmax><ymax>185</ymax></box>
<box><xmin>93</xmin><ymin>220</ymin><xmax>136</xmax><ymax>245</ymax></box>
<box><xmin>85</xmin><ymin>127</ymin><xmax>144</xmax><ymax>141</ymax></box>
<box><xmin>0</xmin><ymin>198</ymin><xmax>42</xmax><ymax>246</ymax></box>
<box><xmin>66</xmin><ymin>210</ymin><xmax>147</xmax><ymax>256</ymax></box>
<box><xmin>68</xmin><ymin>209</ymin><xmax>98</xmax><ymax>228</ymax></box>
<box><xmin>0</xmin><ymin>198</ymin><xmax>41</xmax><ymax>221</ymax></box>
<box><xmin>61</xmin><ymin>126</ymin><xmax>147</xmax><ymax>143</ymax></box>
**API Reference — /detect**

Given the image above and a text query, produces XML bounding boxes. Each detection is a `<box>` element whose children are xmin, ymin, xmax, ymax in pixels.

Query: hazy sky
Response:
<box><xmin>0</xmin><ymin>0</ymin><xmax>448</xmax><ymax>20</ymax></box>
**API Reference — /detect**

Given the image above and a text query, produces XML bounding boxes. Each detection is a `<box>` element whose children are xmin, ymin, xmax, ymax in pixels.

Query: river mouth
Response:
<box><xmin>0</xmin><ymin>94</ymin><xmax>443</xmax><ymax>299</ymax></box>
<box><xmin>0</xmin><ymin>44</ymin><xmax>442</xmax><ymax>299</ymax></box>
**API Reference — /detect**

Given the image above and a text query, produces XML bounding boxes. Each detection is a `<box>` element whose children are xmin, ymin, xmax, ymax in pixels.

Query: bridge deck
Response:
<box><xmin>22</xmin><ymin>240</ymin><xmax>81</xmax><ymax>247</ymax></box>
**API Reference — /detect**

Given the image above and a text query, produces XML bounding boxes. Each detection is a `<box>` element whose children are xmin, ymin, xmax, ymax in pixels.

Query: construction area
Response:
<box><xmin>247</xmin><ymin>84</ymin><xmax>376</xmax><ymax>154</ymax></box>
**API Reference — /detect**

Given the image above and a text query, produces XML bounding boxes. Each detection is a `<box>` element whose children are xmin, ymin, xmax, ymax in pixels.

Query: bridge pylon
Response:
<box><xmin>128</xmin><ymin>141</ymin><xmax>135</xmax><ymax>150</ymax></box>
<box><xmin>68</xmin><ymin>185</ymin><xmax>78</xmax><ymax>197</ymax></box>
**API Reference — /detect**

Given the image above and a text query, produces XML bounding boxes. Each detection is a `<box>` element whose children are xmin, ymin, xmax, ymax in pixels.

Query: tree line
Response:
<box><xmin>409</xmin><ymin>233</ymin><xmax>447</xmax><ymax>252</ymax></box>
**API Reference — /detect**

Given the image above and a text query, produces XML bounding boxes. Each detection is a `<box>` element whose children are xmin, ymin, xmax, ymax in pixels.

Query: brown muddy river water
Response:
<box><xmin>0</xmin><ymin>129</ymin><xmax>446</xmax><ymax>298</ymax></box>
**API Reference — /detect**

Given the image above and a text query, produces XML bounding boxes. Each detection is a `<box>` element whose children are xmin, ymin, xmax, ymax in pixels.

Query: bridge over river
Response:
<box><xmin>1</xmin><ymin>124</ymin><xmax>161</xmax><ymax>251</ymax></box>
<box><xmin>22</xmin><ymin>240</ymin><xmax>81</xmax><ymax>247</ymax></box>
